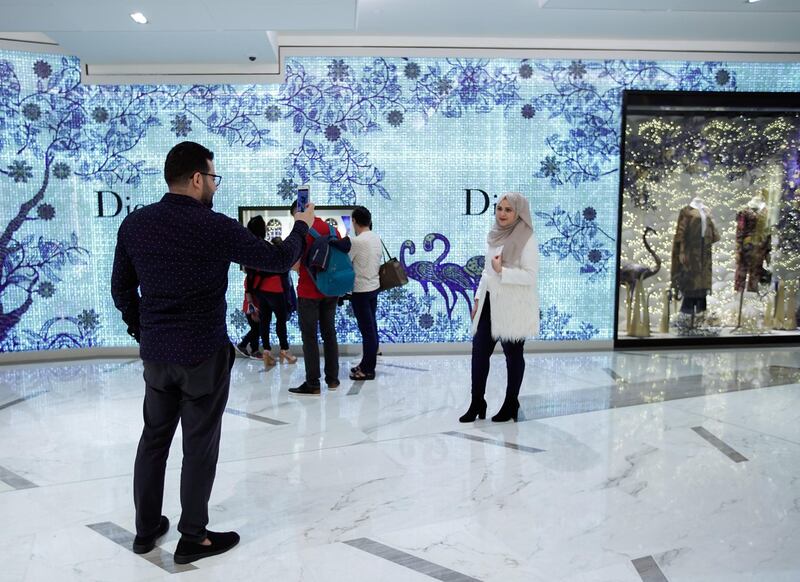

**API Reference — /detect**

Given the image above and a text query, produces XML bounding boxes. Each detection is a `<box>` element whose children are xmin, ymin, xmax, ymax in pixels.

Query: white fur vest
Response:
<box><xmin>470</xmin><ymin>235</ymin><xmax>540</xmax><ymax>342</ymax></box>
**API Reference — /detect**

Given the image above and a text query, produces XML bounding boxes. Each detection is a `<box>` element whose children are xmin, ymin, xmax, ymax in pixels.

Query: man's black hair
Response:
<box><xmin>164</xmin><ymin>141</ymin><xmax>214</xmax><ymax>186</ymax></box>
<box><xmin>352</xmin><ymin>206</ymin><xmax>372</xmax><ymax>229</ymax></box>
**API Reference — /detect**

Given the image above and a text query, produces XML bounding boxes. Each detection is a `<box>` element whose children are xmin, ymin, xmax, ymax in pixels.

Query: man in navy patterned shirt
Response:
<box><xmin>111</xmin><ymin>141</ymin><xmax>315</xmax><ymax>564</ymax></box>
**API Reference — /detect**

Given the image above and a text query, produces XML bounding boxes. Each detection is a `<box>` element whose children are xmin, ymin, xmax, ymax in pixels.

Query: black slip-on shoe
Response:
<box><xmin>174</xmin><ymin>530</ymin><xmax>240</xmax><ymax>564</ymax></box>
<box><xmin>133</xmin><ymin>516</ymin><xmax>170</xmax><ymax>554</ymax></box>
<box><xmin>288</xmin><ymin>382</ymin><xmax>321</xmax><ymax>395</ymax></box>
<box><xmin>326</xmin><ymin>379</ymin><xmax>340</xmax><ymax>389</ymax></box>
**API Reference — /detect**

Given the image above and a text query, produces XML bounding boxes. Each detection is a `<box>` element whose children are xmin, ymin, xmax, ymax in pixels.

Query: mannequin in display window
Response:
<box><xmin>733</xmin><ymin>193</ymin><xmax>771</xmax><ymax>329</ymax></box>
<box><xmin>734</xmin><ymin>194</ymin><xmax>771</xmax><ymax>293</ymax></box>
<box><xmin>670</xmin><ymin>197</ymin><xmax>720</xmax><ymax>318</ymax></box>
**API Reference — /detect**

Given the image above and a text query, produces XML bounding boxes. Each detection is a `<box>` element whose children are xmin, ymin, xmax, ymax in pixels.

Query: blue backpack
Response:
<box><xmin>306</xmin><ymin>224</ymin><xmax>355</xmax><ymax>296</ymax></box>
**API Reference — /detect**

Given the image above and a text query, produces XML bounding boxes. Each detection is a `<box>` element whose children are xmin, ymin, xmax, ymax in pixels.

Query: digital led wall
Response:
<box><xmin>2</xmin><ymin>49</ymin><xmax>800</xmax><ymax>352</ymax></box>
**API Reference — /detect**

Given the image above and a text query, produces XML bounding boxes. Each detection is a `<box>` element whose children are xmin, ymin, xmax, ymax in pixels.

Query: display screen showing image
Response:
<box><xmin>239</xmin><ymin>206</ymin><xmax>353</xmax><ymax>239</ymax></box>
<box><xmin>618</xmin><ymin>91</ymin><xmax>800</xmax><ymax>342</ymax></box>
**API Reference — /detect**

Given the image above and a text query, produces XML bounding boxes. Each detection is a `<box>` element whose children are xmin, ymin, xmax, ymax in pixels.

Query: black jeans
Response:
<box><xmin>256</xmin><ymin>290</ymin><xmax>290</xmax><ymax>351</ymax></box>
<box><xmin>298</xmin><ymin>297</ymin><xmax>339</xmax><ymax>386</ymax></box>
<box><xmin>471</xmin><ymin>293</ymin><xmax>525</xmax><ymax>404</ymax></box>
<box><xmin>351</xmin><ymin>289</ymin><xmax>379</xmax><ymax>374</ymax></box>
<box><xmin>239</xmin><ymin>312</ymin><xmax>261</xmax><ymax>352</ymax></box>
<box><xmin>134</xmin><ymin>343</ymin><xmax>234</xmax><ymax>543</ymax></box>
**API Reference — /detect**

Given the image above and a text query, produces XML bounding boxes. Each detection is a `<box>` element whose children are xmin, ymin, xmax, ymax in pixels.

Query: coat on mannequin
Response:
<box><xmin>671</xmin><ymin>197</ymin><xmax>720</xmax><ymax>314</ymax></box>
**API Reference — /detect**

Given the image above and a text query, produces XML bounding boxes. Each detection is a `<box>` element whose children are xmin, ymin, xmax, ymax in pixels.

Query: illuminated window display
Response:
<box><xmin>616</xmin><ymin>91</ymin><xmax>800</xmax><ymax>345</ymax></box>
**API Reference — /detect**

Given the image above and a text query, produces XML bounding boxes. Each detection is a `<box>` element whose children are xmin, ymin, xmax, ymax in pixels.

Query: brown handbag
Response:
<box><xmin>378</xmin><ymin>238</ymin><xmax>409</xmax><ymax>291</ymax></box>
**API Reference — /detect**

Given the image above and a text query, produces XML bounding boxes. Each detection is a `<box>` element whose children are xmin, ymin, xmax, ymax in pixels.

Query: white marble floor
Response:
<box><xmin>1</xmin><ymin>347</ymin><xmax>799</xmax><ymax>581</ymax></box>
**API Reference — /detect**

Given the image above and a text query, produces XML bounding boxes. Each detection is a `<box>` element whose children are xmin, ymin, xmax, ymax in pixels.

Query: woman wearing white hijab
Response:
<box><xmin>460</xmin><ymin>192</ymin><xmax>540</xmax><ymax>423</ymax></box>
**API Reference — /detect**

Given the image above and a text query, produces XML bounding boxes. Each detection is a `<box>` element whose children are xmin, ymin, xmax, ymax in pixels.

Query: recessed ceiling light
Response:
<box><xmin>746</xmin><ymin>0</ymin><xmax>761</xmax><ymax>3</ymax></box>
<box><xmin>130</xmin><ymin>12</ymin><xmax>148</xmax><ymax>24</ymax></box>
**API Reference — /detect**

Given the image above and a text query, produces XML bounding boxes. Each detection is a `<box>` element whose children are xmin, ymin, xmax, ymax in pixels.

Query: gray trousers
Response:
<box><xmin>298</xmin><ymin>297</ymin><xmax>339</xmax><ymax>386</ymax></box>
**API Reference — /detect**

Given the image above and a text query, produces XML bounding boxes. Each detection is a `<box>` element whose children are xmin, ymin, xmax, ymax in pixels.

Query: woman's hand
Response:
<box><xmin>491</xmin><ymin>254</ymin><xmax>502</xmax><ymax>274</ymax></box>
<box><xmin>471</xmin><ymin>299</ymin><xmax>479</xmax><ymax>320</ymax></box>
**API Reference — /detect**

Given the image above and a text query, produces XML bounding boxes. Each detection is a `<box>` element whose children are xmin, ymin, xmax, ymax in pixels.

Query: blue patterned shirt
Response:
<box><xmin>111</xmin><ymin>193</ymin><xmax>307</xmax><ymax>365</ymax></box>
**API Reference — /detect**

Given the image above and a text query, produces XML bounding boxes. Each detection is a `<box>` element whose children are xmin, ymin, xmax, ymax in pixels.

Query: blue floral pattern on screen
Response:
<box><xmin>0</xmin><ymin>49</ymin><xmax>798</xmax><ymax>351</ymax></box>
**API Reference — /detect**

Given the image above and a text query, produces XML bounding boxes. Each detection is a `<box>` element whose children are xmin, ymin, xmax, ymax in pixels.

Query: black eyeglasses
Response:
<box><xmin>198</xmin><ymin>172</ymin><xmax>222</xmax><ymax>187</ymax></box>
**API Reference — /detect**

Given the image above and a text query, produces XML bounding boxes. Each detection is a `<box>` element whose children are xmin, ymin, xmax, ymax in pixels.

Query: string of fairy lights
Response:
<box><xmin>621</xmin><ymin>114</ymin><xmax>800</xmax><ymax>332</ymax></box>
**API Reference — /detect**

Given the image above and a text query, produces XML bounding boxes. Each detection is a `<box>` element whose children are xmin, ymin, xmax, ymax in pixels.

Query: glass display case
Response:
<box><xmin>615</xmin><ymin>90</ymin><xmax>800</xmax><ymax>346</ymax></box>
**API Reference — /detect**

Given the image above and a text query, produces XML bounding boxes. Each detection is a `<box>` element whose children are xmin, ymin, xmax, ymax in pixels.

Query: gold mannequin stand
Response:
<box><xmin>774</xmin><ymin>280</ymin><xmax>798</xmax><ymax>330</ymax></box>
<box><xmin>628</xmin><ymin>278</ymin><xmax>651</xmax><ymax>337</ymax></box>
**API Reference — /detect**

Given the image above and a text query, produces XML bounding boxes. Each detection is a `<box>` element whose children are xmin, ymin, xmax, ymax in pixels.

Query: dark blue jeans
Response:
<box><xmin>351</xmin><ymin>289</ymin><xmax>379</xmax><ymax>374</ymax></box>
<box><xmin>471</xmin><ymin>293</ymin><xmax>525</xmax><ymax>403</ymax></box>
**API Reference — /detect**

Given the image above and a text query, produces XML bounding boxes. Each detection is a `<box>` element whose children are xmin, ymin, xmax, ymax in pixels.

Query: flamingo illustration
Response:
<box><xmin>400</xmin><ymin>239</ymin><xmax>452</xmax><ymax>313</ymax></box>
<box><xmin>463</xmin><ymin>255</ymin><xmax>485</xmax><ymax>291</ymax></box>
<box><xmin>423</xmin><ymin>233</ymin><xmax>476</xmax><ymax>318</ymax></box>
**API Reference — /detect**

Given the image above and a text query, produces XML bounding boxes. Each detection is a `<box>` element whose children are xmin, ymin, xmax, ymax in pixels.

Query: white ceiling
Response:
<box><xmin>0</xmin><ymin>0</ymin><xmax>799</xmax><ymax>83</ymax></box>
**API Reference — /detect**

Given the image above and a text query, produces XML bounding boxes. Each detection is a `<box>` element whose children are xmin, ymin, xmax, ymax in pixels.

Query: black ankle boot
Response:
<box><xmin>459</xmin><ymin>398</ymin><xmax>487</xmax><ymax>422</ymax></box>
<box><xmin>491</xmin><ymin>400</ymin><xmax>519</xmax><ymax>423</ymax></box>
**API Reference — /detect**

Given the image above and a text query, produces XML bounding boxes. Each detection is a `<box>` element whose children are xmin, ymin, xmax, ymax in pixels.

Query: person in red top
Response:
<box><xmin>236</xmin><ymin>217</ymin><xmax>298</xmax><ymax>366</ymax></box>
<box><xmin>250</xmin><ymin>237</ymin><xmax>298</xmax><ymax>366</ymax></box>
<box><xmin>289</xmin><ymin>202</ymin><xmax>350</xmax><ymax>395</ymax></box>
<box><xmin>236</xmin><ymin>276</ymin><xmax>262</xmax><ymax>359</ymax></box>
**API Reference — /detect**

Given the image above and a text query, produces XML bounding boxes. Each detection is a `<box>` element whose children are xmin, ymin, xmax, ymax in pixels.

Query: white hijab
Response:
<box><xmin>486</xmin><ymin>192</ymin><xmax>533</xmax><ymax>267</ymax></box>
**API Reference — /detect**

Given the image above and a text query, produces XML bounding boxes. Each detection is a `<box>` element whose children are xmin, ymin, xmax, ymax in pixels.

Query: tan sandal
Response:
<box><xmin>279</xmin><ymin>349</ymin><xmax>297</xmax><ymax>364</ymax></box>
<box><xmin>263</xmin><ymin>351</ymin><xmax>276</xmax><ymax>367</ymax></box>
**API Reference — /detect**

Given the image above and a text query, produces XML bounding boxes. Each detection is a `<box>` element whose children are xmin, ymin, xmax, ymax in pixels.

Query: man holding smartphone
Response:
<box><xmin>111</xmin><ymin>141</ymin><xmax>315</xmax><ymax>563</ymax></box>
<box><xmin>289</xmin><ymin>196</ymin><xmax>350</xmax><ymax>395</ymax></box>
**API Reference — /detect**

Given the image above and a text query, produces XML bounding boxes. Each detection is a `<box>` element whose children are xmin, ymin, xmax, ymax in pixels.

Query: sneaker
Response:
<box><xmin>288</xmin><ymin>382</ymin><xmax>321</xmax><ymax>395</ymax></box>
<box><xmin>326</xmin><ymin>379</ymin><xmax>340</xmax><ymax>389</ymax></box>
<box><xmin>133</xmin><ymin>515</ymin><xmax>169</xmax><ymax>554</ymax></box>
<box><xmin>249</xmin><ymin>350</ymin><xmax>263</xmax><ymax>360</ymax></box>
<box><xmin>174</xmin><ymin>530</ymin><xmax>240</xmax><ymax>564</ymax></box>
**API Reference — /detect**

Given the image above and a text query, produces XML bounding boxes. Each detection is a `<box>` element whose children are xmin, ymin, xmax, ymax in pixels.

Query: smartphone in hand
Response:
<box><xmin>297</xmin><ymin>185</ymin><xmax>310</xmax><ymax>212</ymax></box>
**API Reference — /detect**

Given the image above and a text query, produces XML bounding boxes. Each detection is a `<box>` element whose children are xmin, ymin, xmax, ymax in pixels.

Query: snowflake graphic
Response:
<box><xmin>404</xmin><ymin>61</ymin><xmax>421</xmax><ymax>80</ymax></box>
<box><xmin>521</xmin><ymin>104</ymin><xmax>536</xmax><ymax>119</ymax></box>
<box><xmin>37</xmin><ymin>203</ymin><xmax>56</xmax><ymax>221</ymax></box>
<box><xmin>76</xmin><ymin>309</ymin><xmax>100</xmax><ymax>331</ymax></box>
<box><xmin>52</xmin><ymin>162</ymin><xmax>71</xmax><ymax>180</ymax></box>
<box><xmin>171</xmin><ymin>114</ymin><xmax>192</xmax><ymax>137</ymax></box>
<box><xmin>540</xmin><ymin>156</ymin><xmax>560</xmax><ymax>179</ymax></box>
<box><xmin>418</xmin><ymin>313</ymin><xmax>434</xmax><ymax>329</ymax></box>
<box><xmin>92</xmin><ymin>107</ymin><xmax>109</xmax><ymax>123</ymax></box>
<box><xmin>22</xmin><ymin>103</ymin><xmax>41</xmax><ymax>121</ymax></box>
<box><xmin>567</xmin><ymin>60</ymin><xmax>587</xmax><ymax>79</ymax></box>
<box><xmin>387</xmin><ymin>110</ymin><xmax>404</xmax><ymax>127</ymax></box>
<box><xmin>8</xmin><ymin>160</ymin><xmax>33</xmax><ymax>183</ymax></box>
<box><xmin>33</xmin><ymin>60</ymin><xmax>52</xmax><ymax>79</ymax></box>
<box><xmin>519</xmin><ymin>63</ymin><xmax>533</xmax><ymax>79</ymax></box>
<box><xmin>37</xmin><ymin>282</ymin><xmax>55</xmax><ymax>298</ymax></box>
<box><xmin>582</xmin><ymin>207</ymin><xmax>597</xmax><ymax>221</ymax></box>
<box><xmin>327</xmin><ymin>59</ymin><xmax>350</xmax><ymax>82</ymax></box>
<box><xmin>435</xmin><ymin>78</ymin><xmax>452</xmax><ymax>95</ymax></box>
<box><xmin>715</xmin><ymin>69</ymin><xmax>731</xmax><ymax>86</ymax></box>
<box><xmin>587</xmin><ymin>249</ymin><xmax>603</xmax><ymax>263</ymax></box>
<box><xmin>264</xmin><ymin>105</ymin><xmax>282</xmax><ymax>122</ymax></box>
<box><xmin>277</xmin><ymin>178</ymin><xmax>297</xmax><ymax>200</ymax></box>
<box><xmin>324</xmin><ymin>124</ymin><xmax>342</xmax><ymax>142</ymax></box>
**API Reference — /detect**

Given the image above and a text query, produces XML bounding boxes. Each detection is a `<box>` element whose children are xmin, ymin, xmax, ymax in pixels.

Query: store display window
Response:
<box><xmin>615</xmin><ymin>91</ymin><xmax>800</xmax><ymax>346</ymax></box>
